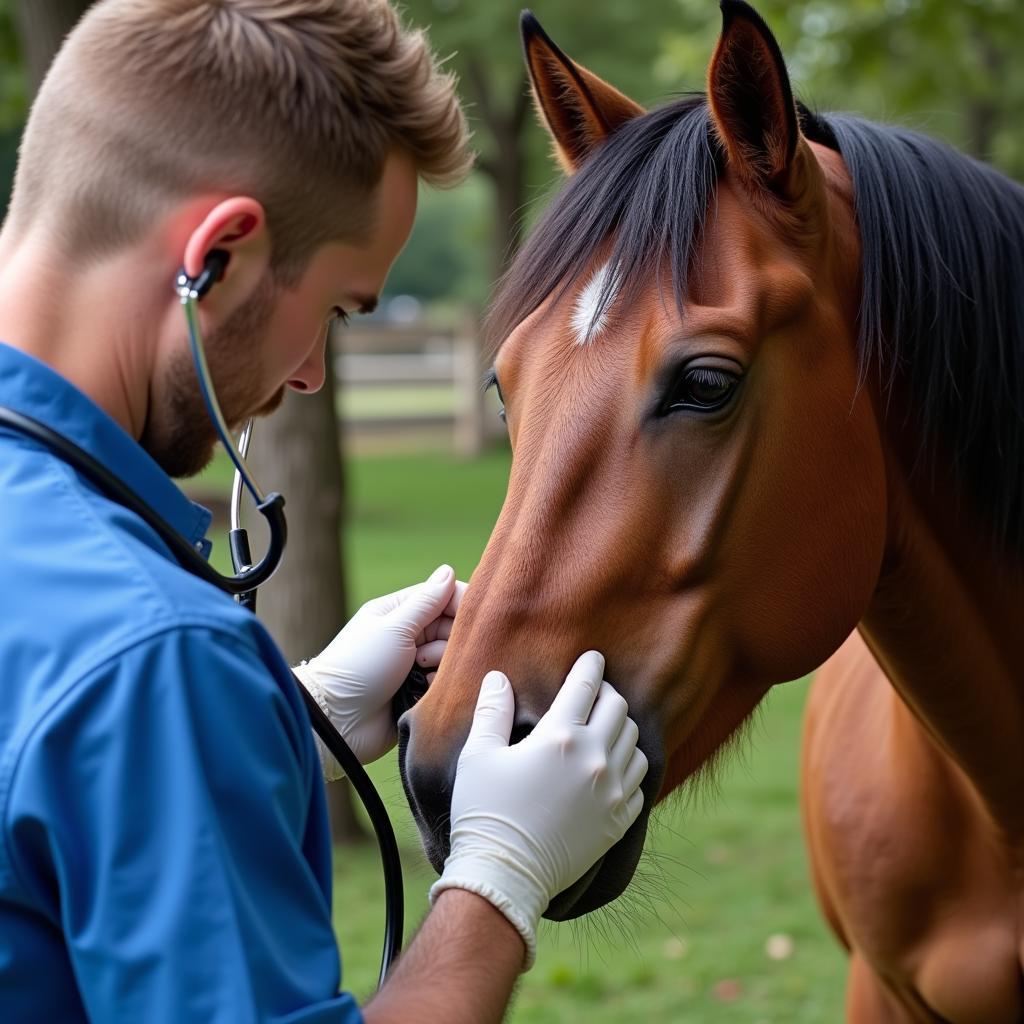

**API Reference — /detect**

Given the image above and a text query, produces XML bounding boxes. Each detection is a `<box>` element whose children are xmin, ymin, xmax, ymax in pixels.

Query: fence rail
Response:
<box><xmin>333</xmin><ymin>321</ymin><xmax>502</xmax><ymax>455</ymax></box>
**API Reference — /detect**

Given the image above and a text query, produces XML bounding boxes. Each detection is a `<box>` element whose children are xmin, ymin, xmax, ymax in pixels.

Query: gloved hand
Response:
<box><xmin>429</xmin><ymin>651</ymin><xmax>648</xmax><ymax>971</ymax></box>
<box><xmin>293</xmin><ymin>564</ymin><xmax>465</xmax><ymax>777</ymax></box>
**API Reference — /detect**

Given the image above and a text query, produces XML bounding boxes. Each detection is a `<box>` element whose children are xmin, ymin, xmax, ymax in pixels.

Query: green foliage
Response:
<box><xmin>390</xmin><ymin>1</ymin><xmax>695</xmax><ymax>291</ymax></box>
<box><xmin>401</xmin><ymin>0</ymin><xmax>685</xmax><ymax>130</ymax></box>
<box><xmin>661</xmin><ymin>0</ymin><xmax>1024</xmax><ymax>177</ymax></box>
<box><xmin>399</xmin><ymin>0</ymin><xmax>690</xmax><ymax>216</ymax></box>
<box><xmin>0</xmin><ymin>0</ymin><xmax>27</xmax><ymax>131</ymax></box>
<box><xmin>383</xmin><ymin>176</ymin><xmax>493</xmax><ymax>309</ymax></box>
<box><xmin>0</xmin><ymin>1</ymin><xmax>26</xmax><ymax>216</ymax></box>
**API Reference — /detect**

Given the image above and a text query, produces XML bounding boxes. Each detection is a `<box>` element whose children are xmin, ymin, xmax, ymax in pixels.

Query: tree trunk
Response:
<box><xmin>234</xmin><ymin>338</ymin><xmax>368</xmax><ymax>845</ymax></box>
<box><xmin>490</xmin><ymin>123</ymin><xmax>527</xmax><ymax>278</ymax></box>
<box><xmin>467</xmin><ymin>62</ymin><xmax>532</xmax><ymax>279</ymax></box>
<box><xmin>14</xmin><ymin>0</ymin><xmax>91</xmax><ymax>92</ymax></box>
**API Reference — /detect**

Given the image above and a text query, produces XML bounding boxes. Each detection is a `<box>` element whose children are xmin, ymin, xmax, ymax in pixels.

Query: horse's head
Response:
<box><xmin>399</xmin><ymin>0</ymin><xmax>889</xmax><ymax>920</ymax></box>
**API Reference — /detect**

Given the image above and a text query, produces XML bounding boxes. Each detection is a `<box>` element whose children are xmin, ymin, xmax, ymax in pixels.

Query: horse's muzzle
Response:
<box><xmin>397</xmin><ymin>706</ymin><xmax>664</xmax><ymax>921</ymax></box>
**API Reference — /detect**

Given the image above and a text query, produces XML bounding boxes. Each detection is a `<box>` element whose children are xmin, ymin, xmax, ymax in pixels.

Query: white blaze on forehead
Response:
<box><xmin>570</xmin><ymin>262</ymin><xmax>618</xmax><ymax>346</ymax></box>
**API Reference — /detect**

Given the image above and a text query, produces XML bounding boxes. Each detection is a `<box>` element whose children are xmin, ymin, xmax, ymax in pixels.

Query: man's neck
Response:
<box><xmin>0</xmin><ymin>224</ymin><xmax>170</xmax><ymax>440</ymax></box>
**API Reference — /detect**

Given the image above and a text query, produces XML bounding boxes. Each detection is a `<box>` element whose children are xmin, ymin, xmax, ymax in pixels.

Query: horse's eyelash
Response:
<box><xmin>686</xmin><ymin>367</ymin><xmax>728</xmax><ymax>384</ymax></box>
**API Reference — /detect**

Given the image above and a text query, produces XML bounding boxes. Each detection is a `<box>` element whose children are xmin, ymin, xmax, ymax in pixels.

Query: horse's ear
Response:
<box><xmin>521</xmin><ymin>11</ymin><xmax>645</xmax><ymax>174</ymax></box>
<box><xmin>707</xmin><ymin>0</ymin><xmax>803</xmax><ymax>196</ymax></box>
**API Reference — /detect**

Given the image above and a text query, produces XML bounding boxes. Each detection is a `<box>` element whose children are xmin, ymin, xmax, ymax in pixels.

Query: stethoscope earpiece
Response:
<box><xmin>175</xmin><ymin>249</ymin><xmax>231</xmax><ymax>302</ymax></box>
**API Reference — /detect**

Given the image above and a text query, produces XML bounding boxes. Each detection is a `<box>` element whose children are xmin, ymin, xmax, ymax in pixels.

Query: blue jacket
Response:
<box><xmin>0</xmin><ymin>343</ymin><xmax>361</xmax><ymax>1022</ymax></box>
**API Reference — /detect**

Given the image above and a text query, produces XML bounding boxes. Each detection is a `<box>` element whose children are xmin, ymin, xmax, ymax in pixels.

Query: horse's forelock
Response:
<box><xmin>485</xmin><ymin>96</ymin><xmax>719</xmax><ymax>358</ymax></box>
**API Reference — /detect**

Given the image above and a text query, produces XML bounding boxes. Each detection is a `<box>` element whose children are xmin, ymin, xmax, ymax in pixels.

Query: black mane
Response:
<box><xmin>489</xmin><ymin>97</ymin><xmax>1024</xmax><ymax>559</ymax></box>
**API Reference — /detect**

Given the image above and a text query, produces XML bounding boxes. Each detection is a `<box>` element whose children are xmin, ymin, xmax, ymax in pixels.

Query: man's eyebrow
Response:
<box><xmin>354</xmin><ymin>294</ymin><xmax>379</xmax><ymax>315</ymax></box>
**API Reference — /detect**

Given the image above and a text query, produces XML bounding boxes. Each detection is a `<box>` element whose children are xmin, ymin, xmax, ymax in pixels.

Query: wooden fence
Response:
<box><xmin>333</xmin><ymin>320</ymin><xmax>503</xmax><ymax>456</ymax></box>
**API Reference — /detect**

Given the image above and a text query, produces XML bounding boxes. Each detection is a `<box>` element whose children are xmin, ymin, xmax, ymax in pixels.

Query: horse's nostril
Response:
<box><xmin>509</xmin><ymin>714</ymin><xmax>538</xmax><ymax>746</ymax></box>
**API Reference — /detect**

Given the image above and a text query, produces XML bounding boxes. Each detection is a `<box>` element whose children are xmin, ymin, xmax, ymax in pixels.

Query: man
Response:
<box><xmin>0</xmin><ymin>2</ymin><xmax>648</xmax><ymax>1022</ymax></box>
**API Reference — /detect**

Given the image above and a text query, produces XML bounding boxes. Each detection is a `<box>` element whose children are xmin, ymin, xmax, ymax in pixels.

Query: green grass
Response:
<box><xmin>339</xmin><ymin>385</ymin><xmax>458</xmax><ymax>420</ymax></box>
<box><xmin>343</xmin><ymin>446</ymin><xmax>513</xmax><ymax>602</ymax></box>
<box><xmin>197</xmin><ymin>446</ymin><xmax>848</xmax><ymax>1020</ymax></box>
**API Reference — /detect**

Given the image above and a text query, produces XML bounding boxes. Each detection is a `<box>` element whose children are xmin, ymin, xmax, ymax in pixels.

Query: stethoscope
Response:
<box><xmin>0</xmin><ymin>250</ymin><xmax>424</xmax><ymax>988</ymax></box>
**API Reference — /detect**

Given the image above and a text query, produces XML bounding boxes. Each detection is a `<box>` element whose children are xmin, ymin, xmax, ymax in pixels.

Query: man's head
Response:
<box><xmin>6</xmin><ymin>0</ymin><xmax>470</xmax><ymax>475</ymax></box>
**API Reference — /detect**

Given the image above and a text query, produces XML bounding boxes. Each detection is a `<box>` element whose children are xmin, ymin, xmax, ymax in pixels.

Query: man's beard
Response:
<box><xmin>141</xmin><ymin>281</ymin><xmax>285</xmax><ymax>479</ymax></box>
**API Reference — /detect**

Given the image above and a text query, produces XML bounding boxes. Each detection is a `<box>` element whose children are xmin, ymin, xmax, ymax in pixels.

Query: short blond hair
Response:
<box><xmin>8</xmin><ymin>0</ymin><xmax>472</xmax><ymax>279</ymax></box>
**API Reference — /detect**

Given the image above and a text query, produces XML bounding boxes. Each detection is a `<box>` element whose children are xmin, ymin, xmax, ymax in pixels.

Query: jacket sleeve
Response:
<box><xmin>6</xmin><ymin>623</ymin><xmax>362</xmax><ymax>1024</ymax></box>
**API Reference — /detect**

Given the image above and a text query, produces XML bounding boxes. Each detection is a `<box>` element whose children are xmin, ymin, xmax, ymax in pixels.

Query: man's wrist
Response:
<box><xmin>431</xmin><ymin>887</ymin><xmax>527</xmax><ymax>956</ymax></box>
<box><xmin>429</xmin><ymin>849</ymin><xmax>546</xmax><ymax>970</ymax></box>
<box><xmin>365</xmin><ymin>886</ymin><xmax>523</xmax><ymax>1024</ymax></box>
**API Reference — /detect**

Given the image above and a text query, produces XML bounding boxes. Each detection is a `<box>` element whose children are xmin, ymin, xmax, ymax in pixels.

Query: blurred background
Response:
<box><xmin>1</xmin><ymin>1</ymin><xmax>1020</xmax><ymax>1019</ymax></box>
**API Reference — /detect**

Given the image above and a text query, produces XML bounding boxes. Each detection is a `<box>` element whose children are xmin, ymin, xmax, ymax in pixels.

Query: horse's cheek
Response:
<box><xmin>732</xmin><ymin>373</ymin><xmax>888</xmax><ymax>683</ymax></box>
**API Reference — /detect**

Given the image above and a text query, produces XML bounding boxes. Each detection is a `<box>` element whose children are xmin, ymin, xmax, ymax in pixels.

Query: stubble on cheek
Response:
<box><xmin>253</xmin><ymin>384</ymin><xmax>286</xmax><ymax>420</ymax></box>
<box><xmin>140</xmin><ymin>282</ymin><xmax>278</xmax><ymax>479</ymax></box>
<box><xmin>140</xmin><ymin>347</ymin><xmax>222</xmax><ymax>479</ymax></box>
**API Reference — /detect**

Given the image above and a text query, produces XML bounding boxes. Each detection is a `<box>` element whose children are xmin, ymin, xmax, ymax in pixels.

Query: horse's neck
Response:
<box><xmin>858</xmin><ymin>437</ymin><xmax>1024</xmax><ymax>844</ymax></box>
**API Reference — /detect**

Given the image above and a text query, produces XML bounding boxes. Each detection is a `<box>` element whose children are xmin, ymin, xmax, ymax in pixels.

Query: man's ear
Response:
<box><xmin>707</xmin><ymin>0</ymin><xmax>804</xmax><ymax>198</ymax></box>
<box><xmin>521</xmin><ymin>11</ymin><xmax>645</xmax><ymax>175</ymax></box>
<box><xmin>181</xmin><ymin>197</ymin><xmax>270</xmax><ymax>311</ymax></box>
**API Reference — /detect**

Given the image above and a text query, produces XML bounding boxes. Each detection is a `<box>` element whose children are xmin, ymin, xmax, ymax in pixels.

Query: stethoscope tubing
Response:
<box><xmin>178</xmin><ymin>261</ymin><xmax>405</xmax><ymax>985</ymax></box>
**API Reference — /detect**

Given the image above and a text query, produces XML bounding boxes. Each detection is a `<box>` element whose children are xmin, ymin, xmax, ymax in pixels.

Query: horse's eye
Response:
<box><xmin>483</xmin><ymin>368</ymin><xmax>507</xmax><ymax>423</ymax></box>
<box><xmin>664</xmin><ymin>366</ymin><xmax>740</xmax><ymax>414</ymax></box>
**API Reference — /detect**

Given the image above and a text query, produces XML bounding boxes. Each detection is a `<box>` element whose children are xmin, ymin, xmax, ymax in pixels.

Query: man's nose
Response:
<box><xmin>288</xmin><ymin>330</ymin><xmax>328</xmax><ymax>393</ymax></box>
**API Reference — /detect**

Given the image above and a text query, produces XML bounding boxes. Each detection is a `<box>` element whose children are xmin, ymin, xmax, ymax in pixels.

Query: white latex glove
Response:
<box><xmin>293</xmin><ymin>564</ymin><xmax>465</xmax><ymax>777</ymax></box>
<box><xmin>429</xmin><ymin>651</ymin><xmax>648</xmax><ymax>971</ymax></box>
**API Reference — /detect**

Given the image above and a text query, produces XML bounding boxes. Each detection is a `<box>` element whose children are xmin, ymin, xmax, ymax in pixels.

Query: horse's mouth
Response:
<box><xmin>404</xmin><ymin>747</ymin><xmax>661</xmax><ymax>922</ymax></box>
<box><xmin>416</xmin><ymin>818</ymin><xmax>648</xmax><ymax>920</ymax></box>
<box><xmin>544</xmin><ymin>854</ymin><xmax>607</xmax><ymax>920</ymax></box>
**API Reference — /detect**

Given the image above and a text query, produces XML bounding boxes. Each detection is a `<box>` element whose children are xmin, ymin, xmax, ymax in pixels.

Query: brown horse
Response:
<box><xmin>398</xmin><ymin>2</ymin><xmax>1024</xmax><ymax>1018</ymax></box>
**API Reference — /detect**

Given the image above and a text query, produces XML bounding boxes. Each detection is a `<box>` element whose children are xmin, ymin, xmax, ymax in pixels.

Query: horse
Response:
<box><xmin>397</xmin><ymin>2</ymin><xmax>1024</xmax><ymax>1018</ymax></box>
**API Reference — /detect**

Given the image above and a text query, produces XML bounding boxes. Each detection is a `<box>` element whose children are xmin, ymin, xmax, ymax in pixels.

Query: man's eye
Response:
<box><xmin>330</xmin><ymin>307</ymin><xmax>351</xmax><ymax>327</ymax></box>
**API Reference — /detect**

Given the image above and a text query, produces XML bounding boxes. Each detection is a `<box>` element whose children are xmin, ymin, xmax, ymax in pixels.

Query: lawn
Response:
<box><xmin>199</xmin><ymin>446</ymin><xmax>849</xmax><ymax>1021</ymax></box>
<box><xmin>339</xmin><ymin>384</ymin><xmax>458</xmax><ymax>420</ymax></box>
